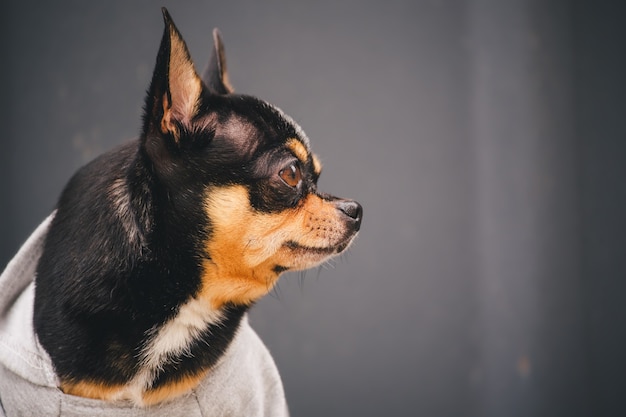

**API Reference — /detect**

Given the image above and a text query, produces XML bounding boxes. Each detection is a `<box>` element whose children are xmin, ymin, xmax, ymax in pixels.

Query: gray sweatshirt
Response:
<box><xmin>0</xmin><ymin>215</ymin><xmax>289</xmax><ymax>417</ymax></box>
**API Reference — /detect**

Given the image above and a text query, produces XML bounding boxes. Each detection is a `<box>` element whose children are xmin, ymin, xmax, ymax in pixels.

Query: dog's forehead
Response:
<box><xmin>265</xmin><ymin>102</ymin><xmax>310</xmax><ymax>148</ymax></box>
<box><xmin>210</xmin><ymin>95</ymin><xmax>311</xmax><ymax>159</ymax></box>
<box><xmin>213</xmin><ymin>113</ymin><xmax>260</xmax><ymax>158</ymax></box>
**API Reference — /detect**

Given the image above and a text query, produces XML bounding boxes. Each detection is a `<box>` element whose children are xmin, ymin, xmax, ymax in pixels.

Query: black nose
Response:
<box><xmin>336</xmin><ymin>200</ymin><xmax>363</xmax><ymax>230</ymax></box>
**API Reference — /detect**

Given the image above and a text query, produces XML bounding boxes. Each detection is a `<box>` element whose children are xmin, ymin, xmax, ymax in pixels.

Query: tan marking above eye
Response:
<box><xmin>312</xmin><ymin>154</ymin><xmax>323</xmax><ymax>176</ymax></box>
<box><xmin>285</xmin><ymin>138</ymin><xmax>309</xmax><ymax>163</ymax></box>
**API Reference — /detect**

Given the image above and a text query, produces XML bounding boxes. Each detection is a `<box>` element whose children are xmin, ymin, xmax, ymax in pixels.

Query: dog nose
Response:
<box><xmin>336</xmin><ymin>200</ymin><xmax>363</xmax><ymax>230</ymax></box>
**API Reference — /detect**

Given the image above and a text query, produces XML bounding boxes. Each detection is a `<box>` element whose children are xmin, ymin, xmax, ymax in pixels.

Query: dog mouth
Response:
<box><xmin>283</xmin><ymin>233</ymin><xmax>356</xmax><ymax>257</ymax></box>
<box><xmin>274</xmin><ymin>238</ymin><xmax>353</xmax><ymax>273</ymax></box>
<box><xmin>284</xmin><ymin>240</ymin><xmax>338</xmax><ymax>255</ymax></box>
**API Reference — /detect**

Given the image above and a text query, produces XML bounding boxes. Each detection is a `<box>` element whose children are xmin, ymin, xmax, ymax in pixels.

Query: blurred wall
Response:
<box><xmin>1</xmin><ymin>1</ymin><xmax>625</xmax><ymax>416</ymax></box>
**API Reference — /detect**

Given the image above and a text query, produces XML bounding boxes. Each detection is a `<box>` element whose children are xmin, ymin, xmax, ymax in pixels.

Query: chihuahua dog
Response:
<box><xmin>30</xmin><ymin>7</ymin><xmax>361</xmax><ymax>408</ymax></box>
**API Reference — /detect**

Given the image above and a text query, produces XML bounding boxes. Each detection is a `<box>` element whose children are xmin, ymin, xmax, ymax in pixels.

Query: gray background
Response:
<box><xmin>1</xmin><ymin>1</ymin><xmax>625</xmax><ymax>416</ymax></box>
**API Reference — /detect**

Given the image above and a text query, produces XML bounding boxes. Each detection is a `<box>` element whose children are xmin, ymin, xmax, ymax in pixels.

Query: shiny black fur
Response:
<box><xmin>32</xmin><ymin>10</ymin><xmax>313</xmax><ymax>389</ymax></box>
<box><xmin>33</xmin><ymin>8</ymin><xmax>360</xmax><ymax>393</ymax></box>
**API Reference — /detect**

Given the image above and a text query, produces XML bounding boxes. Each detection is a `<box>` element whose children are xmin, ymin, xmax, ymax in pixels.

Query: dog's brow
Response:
<box><xmin>312</xmin><ymin>154</ymin><xmax>323</xmax><ymax>176</ymax></box>
<box><xmin>285</xmin><ymin>138</ymin><xmax>309</xmax><ymax>164</ymax></box>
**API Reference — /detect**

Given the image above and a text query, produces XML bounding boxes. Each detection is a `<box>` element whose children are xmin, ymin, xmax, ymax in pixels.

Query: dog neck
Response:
<box><xmin>60</xmin><ymin>300</ymin><xmax>249</xmax><ymax>406</ymax></box>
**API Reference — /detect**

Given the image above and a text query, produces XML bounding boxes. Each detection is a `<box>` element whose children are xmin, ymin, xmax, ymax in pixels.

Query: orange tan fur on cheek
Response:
<box><xmin>200</xmin><ymin>186</ymin><xmax>346</xmax><ymax>308</ymax></box>
<box><xmin>200</xmin><ymin>186</ymin><xmax>294</xmax><ymax>308</ymax></box>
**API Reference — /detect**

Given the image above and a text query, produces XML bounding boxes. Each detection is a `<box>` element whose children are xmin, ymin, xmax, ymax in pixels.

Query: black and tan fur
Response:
<box><xmin>33</xmin><ymin>8</ymin><xmax>361</xmax><ymax>406</ymax></box>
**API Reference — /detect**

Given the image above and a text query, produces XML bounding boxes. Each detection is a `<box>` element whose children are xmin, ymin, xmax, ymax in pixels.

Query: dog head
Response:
<box><xmin>141</xmin><ymin>9</ymin><xmax>362</xmax><ymax>309</ymax></box>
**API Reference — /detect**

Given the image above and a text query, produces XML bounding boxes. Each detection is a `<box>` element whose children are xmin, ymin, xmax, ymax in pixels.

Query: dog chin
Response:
<box><xmin>282</xmin><ymin>233</ymin><xmax>358</xmax><ymax>269</ymax></box>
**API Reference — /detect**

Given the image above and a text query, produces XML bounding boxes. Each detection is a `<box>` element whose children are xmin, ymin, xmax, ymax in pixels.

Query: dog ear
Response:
<box><xmin>202</xmin><ymin>29</ymin><xmax>234</xmax><ymax>95</ymax></box>
<box><xmin>142</xmin><ymin>8</ymin><xmax>203</xmax><ymax>143</ymax></box>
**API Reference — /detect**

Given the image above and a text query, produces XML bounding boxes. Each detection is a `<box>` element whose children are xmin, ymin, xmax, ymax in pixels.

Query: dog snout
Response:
<box><xmin>335</xmin><ymin>200</ymin><xmax>362</xmax><ymax>231</ymax></box>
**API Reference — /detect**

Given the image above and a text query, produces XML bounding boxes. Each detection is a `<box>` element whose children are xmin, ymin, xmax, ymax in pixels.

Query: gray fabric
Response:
<box><xmin>0</xmin><ymin>215</ymin><xmax>289</xmax><ymax>416</ymax></box>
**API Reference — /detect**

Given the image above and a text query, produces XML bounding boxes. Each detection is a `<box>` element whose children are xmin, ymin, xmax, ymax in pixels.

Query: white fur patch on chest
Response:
<box><xmin>114</xmin><ymin>297</ymin><xmax>223</xmax><ymax>404</ymax></box>
<box><xmin>142</xmin><ymin>298</ymin><xmax>223</xmax><ymax>367</ymax></box>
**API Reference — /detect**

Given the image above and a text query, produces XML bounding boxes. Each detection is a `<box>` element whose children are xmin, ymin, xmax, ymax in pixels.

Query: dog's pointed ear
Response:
<box><xmin>202</xmin><ymin>29</ymin><xmax>234</xmax><ymax>95</ymax></box>
<box><xmin>142</xmin><ymin>8</ymin><xmax>203</xmax><ymax>142</ymax></box>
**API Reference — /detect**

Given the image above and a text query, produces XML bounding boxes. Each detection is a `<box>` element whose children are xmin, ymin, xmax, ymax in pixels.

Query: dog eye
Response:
<box><xmin>279</xmin><ymin>163</ymin><xmax>302</xmax><ymax>188</ymax></box>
